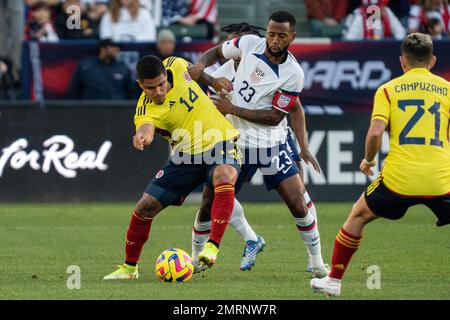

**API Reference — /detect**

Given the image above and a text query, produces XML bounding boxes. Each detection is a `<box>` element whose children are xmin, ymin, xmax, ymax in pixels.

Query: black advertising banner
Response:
<box><xmin>0</xmin><ymin>103</ymin><xmax>170</xmax><ymax>202</ymax></box>
<box><xmin>0</xmin><ymin>103</ymin><xmax>385</xmax><ymax>202</ymax></box>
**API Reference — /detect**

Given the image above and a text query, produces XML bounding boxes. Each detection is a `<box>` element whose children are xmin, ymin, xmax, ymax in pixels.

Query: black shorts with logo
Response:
<box><xmin>145</xmin><ymin>139</ymin><xmax>241</xmax><ymax>208</ymax></box>
<box><xmin>364</xmin><ymin>178</ymin><xmax>450</xmax><ymax>227</ymax></box>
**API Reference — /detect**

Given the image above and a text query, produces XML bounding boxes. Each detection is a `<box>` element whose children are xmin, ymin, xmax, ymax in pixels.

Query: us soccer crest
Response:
<box><xmin>250</xmin><ymin>65</ymin><xmax>265</xmax><ymax>83</ymax></box>
<box><xmin>277</xmin><ymin>94</ymin><xmax>291</xmax><ymax>109</ymax></box>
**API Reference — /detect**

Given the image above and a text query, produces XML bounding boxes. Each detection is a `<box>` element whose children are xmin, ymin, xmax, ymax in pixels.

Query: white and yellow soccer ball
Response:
<box><xmin>155</xmin><ymin>248</ymin><xmax>194</xmax><ymax>282</ymax></box>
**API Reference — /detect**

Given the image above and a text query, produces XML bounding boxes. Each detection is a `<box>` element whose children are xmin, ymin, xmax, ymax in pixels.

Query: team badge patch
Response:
<box><xmin>277</xmin><ymin>94</ymin><xmax>291</xmax><ymax>109</ymax></box>
<box><xmin>183</xmin><ymin>72</ymin><xmax>192</xmax><ymax>82</ymax></box>
<box><xmin>156</xmin><ymin>170</ymin><xmax>164</xmax><ymax>179</ymax></box>
<box><xmin>250</xmin><ymin>66</ymin><xmax>265</xmax><ymax>83</ymax></box>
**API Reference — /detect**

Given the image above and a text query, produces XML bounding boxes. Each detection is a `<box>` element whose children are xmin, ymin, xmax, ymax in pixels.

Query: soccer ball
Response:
<box><xmin>155</xmin><ymin>248</ymin><xmax>194</xmax><ymax>282</ymax></box>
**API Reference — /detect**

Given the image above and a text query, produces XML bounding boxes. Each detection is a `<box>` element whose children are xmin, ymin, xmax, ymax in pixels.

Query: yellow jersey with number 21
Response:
<box><xmin>372</xmin><ymin>68</ymin><xmax>450</xmax><ymax>196</ymax></box>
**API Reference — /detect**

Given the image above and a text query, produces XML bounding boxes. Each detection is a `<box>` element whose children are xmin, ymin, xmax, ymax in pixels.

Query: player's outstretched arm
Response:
<box><xmin>211</xmin><ymin>95</ymin><xmax>285</xmax><ymax>126</ymax></box>
<box><xmin>290</xmin><ymin>100</ymin><xmax>321</xmax><ymax>173</ymax></box>
<box><xmin>360</xmin><ymin>119</ymin><xmax>387</xmax><ymax>176</ymax></box>
<box><xmin>187</xmin><ymin>62</ymin><xmax>233</xmax><ymax>94</ymax></box>
<box><xmin>196</xmin><ymin>44</ymin><xmax>226</xmax><ymax>70</ymax></box>
<box><xmin>133</xmin><ymin>123</ymin><xmax>155</xmax><ymax>151</ymax></box>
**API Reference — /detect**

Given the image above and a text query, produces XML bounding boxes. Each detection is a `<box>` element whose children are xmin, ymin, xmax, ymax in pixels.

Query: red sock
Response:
<box><xmin>208</xmin><ymin>183</ymin><xmax>235</xmax><ymax>246</ymax></box>
<box><xmin>329</xmin><ymin>228</ymin><xmax>362</xmax><ymax>280</ymax></box>
<box><xmin>125</xmin><ymin>211</ymin><xmax>153</xmax><ymax>264</ymax></box>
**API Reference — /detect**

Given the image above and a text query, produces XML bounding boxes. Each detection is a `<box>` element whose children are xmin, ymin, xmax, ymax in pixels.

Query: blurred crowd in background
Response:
<box><xmin>307</xmin><ymin>0</ymin><xmax>450</xmax><ymax>40</ymax></box>
<box><xmin>0</xmin><ymin>0</ymin><xmax>449</xmax><ymax>101</ymax></box>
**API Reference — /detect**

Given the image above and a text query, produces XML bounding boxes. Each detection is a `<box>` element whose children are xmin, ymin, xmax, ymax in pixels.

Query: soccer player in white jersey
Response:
<box><xmin>191</xmin><ymin>22</ymin><xmax>322</xmax><ymax>273</ymax></box>
<box><xmin>190</xmin><ymin>11</ymin><xmax>329</xmax><ymax>279</ymax></box>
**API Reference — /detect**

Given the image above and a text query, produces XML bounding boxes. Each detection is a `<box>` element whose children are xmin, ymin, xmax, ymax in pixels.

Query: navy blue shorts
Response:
<box><xmin>286</xmin><ymin>128</ymin><xmax>301</xmax><ymax>162</ymax></box>
<box><xmin>235</xmin><ymin>143</ymin><xmax>299</xmax><ymax>193</ymax></box>
<box><xmin>145</xmin><ymin>140</ymin><xmax>241</xmax><ymax>208</ymax></box>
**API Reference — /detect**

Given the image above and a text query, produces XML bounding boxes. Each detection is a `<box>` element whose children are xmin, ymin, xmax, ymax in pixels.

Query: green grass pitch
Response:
<box><xmin>0</xmin><ymin>202</ymin><xmax>449</xmax><ymax>300</ymax></box>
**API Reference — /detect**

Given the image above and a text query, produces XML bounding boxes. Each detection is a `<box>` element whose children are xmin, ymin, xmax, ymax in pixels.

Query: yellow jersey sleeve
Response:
<box><xmin>371</xmin><ymin>85</ymin><xmax>391</xmax><ymax>124</ymax></box>
<box><xmin>163</xmin><ymin>56</ymin><xmax>189</xmax><ymax>75</ymax></box>
<box><xmin>134</xmin><ymin>92</ymin><xmax>154</xmax><ymax>130</ymax></box>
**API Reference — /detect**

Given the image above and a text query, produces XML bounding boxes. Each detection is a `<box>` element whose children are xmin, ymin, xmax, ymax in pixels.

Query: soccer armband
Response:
<box><xmin>272</xmin><ymin>91</ymin><xmax>299</xmax><ymax>113</ymax></box>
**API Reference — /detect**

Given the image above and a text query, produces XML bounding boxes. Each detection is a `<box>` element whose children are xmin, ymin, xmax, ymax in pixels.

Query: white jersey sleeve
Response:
<box><xmin>221</xmin><ymin>34</ymin><xmax>262</xmax><ymax>60</ymax></box>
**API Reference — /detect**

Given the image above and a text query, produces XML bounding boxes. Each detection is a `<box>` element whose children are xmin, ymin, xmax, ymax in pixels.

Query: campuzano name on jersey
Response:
<box><xmin>220</xmin><ymin>34</ymin><xmax>304</xmax><ymax>149</ymax></box>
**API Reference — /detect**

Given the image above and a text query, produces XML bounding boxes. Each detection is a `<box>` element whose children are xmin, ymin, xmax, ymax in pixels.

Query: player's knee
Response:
<box><xmin>213</xmin><ymin>166</ymin><xmax>237</xmax><ymax>186</ymax></box>
<box><xmin>290</xmin><ymin>198</ymin><xmax>308</xmax><ymax>218</ymax></box>
<box><xmin>349</xmin><ymin>200</ymin><xmax>376</xmax><ymax>224</ymax></box>
<box><xmin>135</xmin><ymin>194</ymin><xmax>162</xmax><ymax>219</ymax></box>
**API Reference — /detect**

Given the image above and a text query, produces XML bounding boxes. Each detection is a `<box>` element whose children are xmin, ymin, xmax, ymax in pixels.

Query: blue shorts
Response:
<box><xmin>235</xmin><ymin>143</ymin><xmax>299</xmax><ymax>193</ymax></box>
<box><xmin>286</xmin><ymin>128</ymin><xmax>301</xmax><ymax>162</ymax></box>
<box><xmin>145</xmin><ymin>140</ymin><xmax>241</xmax><ymax>208</ymax></box>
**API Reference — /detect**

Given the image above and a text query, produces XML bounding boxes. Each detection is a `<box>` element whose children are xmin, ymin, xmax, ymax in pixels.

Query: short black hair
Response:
<box><xmin>401</xmin><ymin>33</ymin><xmax>433</xmax><ymax>66</ymax></box>
<box><xmin>221</xmin><ymin>23</ymin><xmax>266</xmax><ymax>37</ymax></box>
<box><xmin>268</xmin><ymin>11</ymin><xmax>296</xmax><ymax>29</ymax></box>
<box><xmin>136</xmin><ymin>55</ymin><xmax>166</xmax><ymax>81</ymax></box>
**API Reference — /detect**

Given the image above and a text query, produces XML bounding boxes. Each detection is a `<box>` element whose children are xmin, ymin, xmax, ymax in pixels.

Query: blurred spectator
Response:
<box><xmin>304</xmin><ymin>0</ymin><xmax>349</xmax><ymax>37</ymax></box>
<box><xmin>67</xmin><ymin>39</ymin><xmax>136</xmax><ymax>99</ymax></box>
<box><xmin>426</xmin><ymin>17</ymin><xmax>445</xmax><ymax>38</ymax></box>
<box><xmin>154</xmin><ymin>29</ymin><xmax>190</xmax><ymax>61</ymax></box>
<box><xmin>409</xmin><ymin>0</ymin><xmax>450</xmax><ymax>34</ymax></box>
<box><xmin>140</xmin><ymin>0</ymin><xmax>162</xmax><ymax>26</ymax></box>
<box><xmin>343</xmin><ymin>0</ymin><xmax>406</xmax><ymax>40</ymax></box>
<box><xmin>161</xmin><ymin>0</ymin><xmax>190</xmax><ymax>27</ymax></box>
<box><xmin>81</xmin><ymin>0</ymin><xmax>109</xmax><ymax>23</ymax></box>
<box><xmin>0</xmin><ymin>57</ymin><xmax>20</xmax><ymax>100</ymax></box>
<box><xmin>55</xmin><ymin>0</ymin><xmax>97</xmax><ymax>39</ymax></box>
<box><xmin>25</xmin><ymin>1</ymin><xmax>59</xmax><ymax>42</ymax></box>
<box><xmin>388</xmin><ymin>0</ymin><xmax>411</xmax><ymax>28</ymax></box>
<box><xmin>0</xmin><ymin>1</ymin><xmax>24</xmax><ymax>70</ymax></box>
<box><xmin>99</xmin><ymin>0</ymin><xmax>156</xmax><ymax>42</ymax></box>
<box><xmin>25</xmin><ymin>0</ymin><xmax>61</xmax><ymax>22</ymax></box>
<box><xmin>162</xmin><ymin>0</ymin><xmax>218</xmax><ymax>39</ymax></box>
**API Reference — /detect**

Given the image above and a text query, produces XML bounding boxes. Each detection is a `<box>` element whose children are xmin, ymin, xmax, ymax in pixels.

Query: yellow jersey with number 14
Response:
<box><xmin>372</xmin><ymin>68</ymin><xmax>450</xmax><ymax>196</ymax></box>
<box><xmin>134</xmin><ymin>56</ymin><xmax>239</xmax><ymax>155</ymax></box>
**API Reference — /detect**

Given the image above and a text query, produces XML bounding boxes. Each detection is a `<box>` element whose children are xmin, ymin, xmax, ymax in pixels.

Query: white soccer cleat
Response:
<box><xmin>310</xmin><ymin>276</ymin><xmax>342</xmax><ymax>297</ymax></box>
<box><xmin>192</xmin><ymin>258</ymin><xmax>208</xmax><ymax>274</ymax></box>
<box><xmin>191</xmin><ymin>250</ymin><xmax>208</xmax><ymax>274</ymax></box>
<box><xmin>312</xmin><ymin>263</ymin><xmax>330</xmax><ymax>279</ymax></box>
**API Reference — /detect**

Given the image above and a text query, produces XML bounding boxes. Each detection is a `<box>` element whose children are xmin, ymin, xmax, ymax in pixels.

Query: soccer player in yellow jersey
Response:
<box><xmin>104</xmin><ymin>55</ymin><xmax>241</xmax><ymax>280</ymax></box>
<box><xmin>311</xmin><ymin>33</ymin><xmax>450</xmax><ymax>296</ymax></box>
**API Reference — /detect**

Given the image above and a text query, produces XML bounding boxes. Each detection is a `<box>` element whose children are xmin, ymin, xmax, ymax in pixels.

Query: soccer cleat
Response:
<box><xmin>310</xmin><ymin>276</ymin><xmax>342</xmax><ymax>297</ymax></box>
<box><xmin>103</xmin><ymin>264</ymin><xmax>139</xmax><ymax>280</ymax></box>
<box><xmin>312</xmin><ymin>263</ymin><xmax>330</xmax><ymax>279</ymax></box>
<box><xmin>240</xmin><ymin>235</ymin><xmax>266</xmax><ymax>271</ymax></box>
<box><xmin>198</xmin><ymin>242</ymin><xmax>219</xmax><ymax>268</ymax></box>
<box><xmin>191</xmin><ymin>252</ymin><xmax>208</xmax><ymax>274</ymax></box>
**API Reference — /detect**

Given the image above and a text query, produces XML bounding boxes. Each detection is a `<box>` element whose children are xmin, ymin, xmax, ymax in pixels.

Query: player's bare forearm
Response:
<box><xmin>133</xmin><ymin>123</ymin><xmax>154</xmax><ymax>151</ymax></box>
<box><xmin>197</xmin><ymin>45</ymin><xmax>225</xmax><ymax>68</ymax></box>
<box><xmin>364</xmin><ymin>120</ymin><xmax>387</xmax><ymax>162</ymax></box>
<box><xmin>290</xmin><ymin>100</ymin><xmax>308</xmax><ymax>150</ymax></box>
<box><xmin>198</xmin><ymin>71</ymin><xmax>214</xmax><ymax>86</ymax></box>
<box><xmin>290</xmin><ymin>100</ymin><xmax>321</xmax><ymax>173</ymax></box>
<box><xmin>211</xmin><ymin>95</ymin><xmax>285</xmax><ymax>125</ymax></box>
<box><xmin>231</xmin><ymin>105</ymin><xmax>285</xmax><ymax>126</ymax></box>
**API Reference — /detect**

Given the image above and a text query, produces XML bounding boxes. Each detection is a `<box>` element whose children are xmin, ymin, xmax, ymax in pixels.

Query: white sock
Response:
<box><xmin>304</xmin><ymin>190</ymin><xmax>318</xmax><ymax>226</ymax></box>
<box><xmin>295</xmin><ymin>212</ymin><xmax>325</xmax><ymax>268</ymax></box>
<box><xmin>229</xmin><ymin>198</ymin><xmax>258</xmax><ymax>242</ymax></box>
<box><xmin>191</xmin><ymin>211</ymin><xmax>211</xmax><ymax>260</ymax></box>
